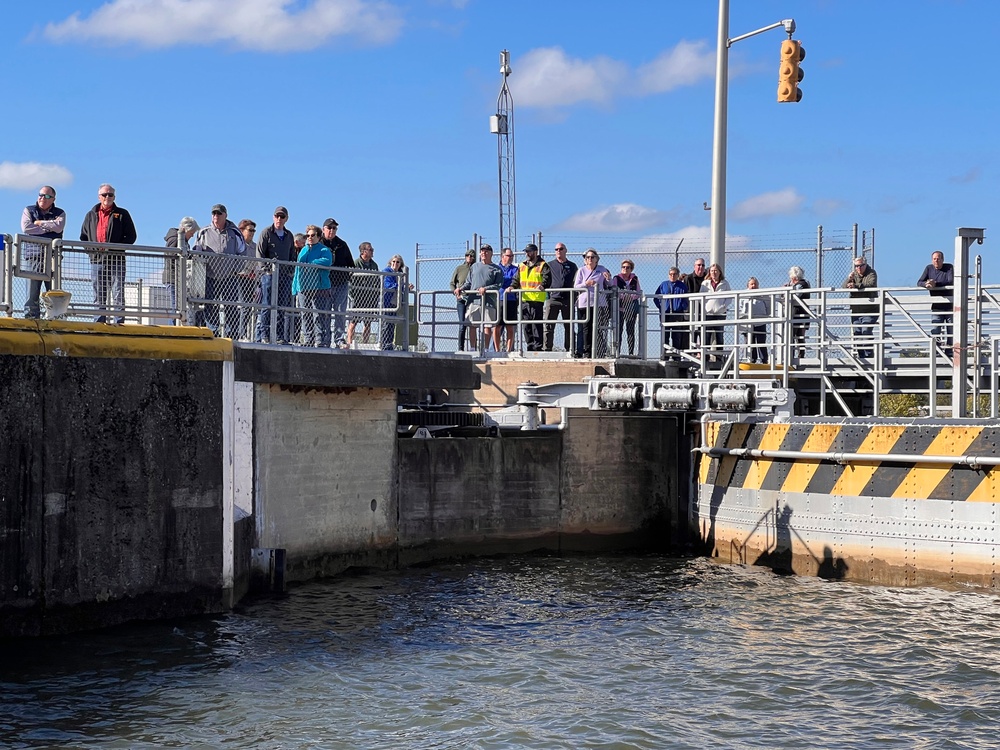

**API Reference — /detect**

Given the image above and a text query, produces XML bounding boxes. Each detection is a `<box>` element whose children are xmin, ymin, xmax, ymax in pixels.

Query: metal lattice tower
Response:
<box><xmin>490</xmin><ymin>50</ymin><xmax>516</xmax><ymax>253</ymax></box>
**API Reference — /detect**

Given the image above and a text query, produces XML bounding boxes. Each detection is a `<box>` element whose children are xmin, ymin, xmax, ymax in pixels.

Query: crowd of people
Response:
<box><xmin>18</xmin><ymin>184</ymin><xmax>410</xmax><ymax>349</ymax></box>
<box><xmin>18</xmin><ymin>183</ymin><xmax>955</xmax><ymax>360</ymax></box>
<box><xmin>448</xmin><ymin>241</ymin><xmax>955</xmax><ymax>363</ymax></box>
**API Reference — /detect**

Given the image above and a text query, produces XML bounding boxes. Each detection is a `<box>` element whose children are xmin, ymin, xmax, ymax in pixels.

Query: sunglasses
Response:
<box><xmin>306</xmin><ymin>232</ymin><xmax>319</xmax><ymax>237</ymax></box>
<box><xmin>584</xmin><ymin>255</ymin><xmax>597</xmax><ymax>260</ymax></box>
<box><xmin>100</xmin><ymin>193</ymin><xmax>115</xmax><ymax>198</ymax></box>
<box><xmin>274</xmin><ymin>213</ymin><xmax>287</xmax><ymax>219</ymax></box>
<box><xmin>38</xmin><ymin>193</ymin><xmax>54</xmax><ymax>199</ymax></box>
<box><xmin>212</xmin><ymin>210</ymin><xmax>224</xmax><ymax>216</ymax></box>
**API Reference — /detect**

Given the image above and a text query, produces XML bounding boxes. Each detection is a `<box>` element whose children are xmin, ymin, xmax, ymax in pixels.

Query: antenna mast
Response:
<box><xmin>490</xmin><ymin>49</ymin><xmax>516</xmax><ymax>253</ymax></box>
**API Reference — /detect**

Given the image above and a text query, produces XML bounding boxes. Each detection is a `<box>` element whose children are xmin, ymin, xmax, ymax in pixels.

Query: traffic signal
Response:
<box><xmin>777</xmin><ymin>39</ymin><xmax>805</xmax><ymax>102</ymax></box>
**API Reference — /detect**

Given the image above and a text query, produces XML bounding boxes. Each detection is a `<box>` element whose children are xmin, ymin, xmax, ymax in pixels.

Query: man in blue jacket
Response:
<box><xmin>654</xmin><ymin>267</ymin><xmax>689</xmax><ymax>355</ymax></box>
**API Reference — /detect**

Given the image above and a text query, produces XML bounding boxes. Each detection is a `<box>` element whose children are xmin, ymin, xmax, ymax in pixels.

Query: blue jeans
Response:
<box><xmin>205</xmin><ymin>275</ymin><xmax>243</xmax><ymax>338</ymax></box>
<box><xmin>298</xmin><ymin>289</ymin><xmax>332</xmax><ymax>347</ymax></box>
<box><xmin>91</xmin><ymin>256</ymin><xmax>126</xmax><ymax>324</ymax></box>
<box><xmin>330</xmin><ymin>281</ymin><xmax>349</xmax><ymax>345</ymax></box>
<box><xmin>931</xmin><ymin>312</ymin><xmax>953</xmax><ymax>348</ymax></box>
<box><xmin>456</xmin><ymin>298</ymin><xmax>468</xmax><ymax>350</ymax></box>
<box><xmin>852</xmin><ymin>314</ymin><xmax>877</xmax><ymax>357</ymax></box>
<box><xmin>255</xmin><ymin>272</ymin><xmax>293</xmax><ymax>342</ymax></box>
<box><xmin>24</xmin><ymin>250</ymin><xmax>52</xmax><ymax>318</ymax></box>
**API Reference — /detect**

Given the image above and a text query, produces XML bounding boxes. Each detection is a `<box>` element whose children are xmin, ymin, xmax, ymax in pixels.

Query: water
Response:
<box><xmin>2</xmin><ymin>554</ymin><xmax>999</xmax><ymax>749</ymax></box>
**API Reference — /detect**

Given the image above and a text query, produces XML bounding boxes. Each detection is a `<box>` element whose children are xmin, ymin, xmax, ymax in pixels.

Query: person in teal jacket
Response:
<box><xmin>292</xmin><ymin>225</ymin><xmax>333</xmax><ymax>347</ymax></box>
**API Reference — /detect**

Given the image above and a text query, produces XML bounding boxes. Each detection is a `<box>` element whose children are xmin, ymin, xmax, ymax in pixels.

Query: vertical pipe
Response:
<box><xmin>816</xmin><ymin>225</ymin><xmax>823</xmax><ymax>290</ymax></box>
<box><xmin>710</xmin><ymin>0</ymin><xmax>730</xmax><ymax>270</ymax></box>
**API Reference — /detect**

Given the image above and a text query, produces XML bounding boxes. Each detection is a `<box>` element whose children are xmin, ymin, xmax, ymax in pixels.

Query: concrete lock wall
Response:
<box><xmin>0</xmin><ymin>354</ymin><xmax>227</xmax><ymax>637</ymax></box>
<box><xmin>397</xmin><ymin>412</ymin><xmax>683</xmax><ymax>564</ymax></box>
<box><xmin>253</xmin><ymin>384</ymin><xmax>400</xmax><ymax>581</ymax></box>
<box><xmin>252</xmin><ymin>385</ymin><xmax>685</xmax><ymax>581</ymax></box>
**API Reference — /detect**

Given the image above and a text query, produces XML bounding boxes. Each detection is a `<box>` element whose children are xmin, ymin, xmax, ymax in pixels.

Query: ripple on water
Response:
<box><xmin>2</xmin><ymin>554</ymin><xmax>1000</xmax><ymax>749</ymax></box>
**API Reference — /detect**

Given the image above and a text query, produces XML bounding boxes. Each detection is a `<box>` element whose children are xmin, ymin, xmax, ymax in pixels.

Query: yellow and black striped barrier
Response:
<box><xmin>700</xmin><ymin>420</ymin><xmax>1000</xmax><ymax>503</ymax></box>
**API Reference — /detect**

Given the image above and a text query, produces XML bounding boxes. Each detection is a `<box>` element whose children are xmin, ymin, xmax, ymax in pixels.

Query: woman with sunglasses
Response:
<box><xmin>573</xmin><ymin>249</ymin><xmax>612</xmax><ymax>358</ymax></box>
<box><xmin>292</xmin><ymin>225</ymin><xmax>333</xmax><ymax>347</ymax></box>
<box><xmin>381</xmin><ymin>254</ymin><xmax>411</xmax><ymax>350</ymax></box>
<box><xmin>613</xmin><ymin>259</ymin><xmax>643</xmax><ymax>356</ymax></box>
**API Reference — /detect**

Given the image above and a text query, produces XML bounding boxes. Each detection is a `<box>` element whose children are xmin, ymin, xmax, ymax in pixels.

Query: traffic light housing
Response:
<box><xmin>777</xmin><ymin>39</ymin><xmax>805</xmax><ymax>102</ymax></box>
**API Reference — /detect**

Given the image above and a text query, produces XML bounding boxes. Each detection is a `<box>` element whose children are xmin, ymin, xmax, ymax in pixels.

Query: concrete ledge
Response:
<box><xmin>0</xmin><ymin>320</ymin><xmax>231</xmax><ymax>360</ymax></box>
<box><xmin>234</xmin><ymin>345</ymin><xmax>481</xmax><ymax>390</ymax></box>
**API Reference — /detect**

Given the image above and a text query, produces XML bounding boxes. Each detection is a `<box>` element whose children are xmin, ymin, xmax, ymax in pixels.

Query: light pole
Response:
<box><xmin>709</xmin><ymin>1</ymin><xmax>796</xmax><ymax>270</ymax></box>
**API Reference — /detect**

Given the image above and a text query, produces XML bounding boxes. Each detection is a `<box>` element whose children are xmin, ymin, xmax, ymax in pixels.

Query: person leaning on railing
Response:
<box><xmin>80</xmin><ymin>183</ymin><xmax>137</xmax><ymax>325</ymax></box>
<box><xmin>20</xmin><ymin>185</ymin><xmax>66</xmax><ymax>319</ymax></box>
<box><xmin>163</xmin><ymin>217</ymin><xmax>200</xmax><ymax>324</ymax></box>
<box><xmin>916</xmin><ymin>250</ymin><xmax>954</xmax><ymax>349</ymax></box>
<box><xmin>843</xmin><ymin>256</ymin><xmax>878</xmax><ymax>359</ymax></box>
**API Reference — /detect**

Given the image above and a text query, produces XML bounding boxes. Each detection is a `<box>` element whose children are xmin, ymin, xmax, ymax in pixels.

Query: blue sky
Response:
<box><xmin>1</xmin><ymin>0</ymin><xmax>995</xmax><ymax>286</ymax></box>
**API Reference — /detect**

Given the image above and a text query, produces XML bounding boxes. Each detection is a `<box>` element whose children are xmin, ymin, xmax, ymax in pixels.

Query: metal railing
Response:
<box><xmin>2</xmin><ymin>235</ymin><xmax>411</xmax><ymax>350</ymax></box>
<box><xmin>3</xmin><ymin>233</ymin><xmax>999</xmax><ymax>418</ymax></box>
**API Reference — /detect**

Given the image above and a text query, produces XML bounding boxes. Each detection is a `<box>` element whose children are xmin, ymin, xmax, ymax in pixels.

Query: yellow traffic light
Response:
<box><xmin>777</xmin><ymin>39</ymin><xmax>805</xmax><ymax>103</ymax></box>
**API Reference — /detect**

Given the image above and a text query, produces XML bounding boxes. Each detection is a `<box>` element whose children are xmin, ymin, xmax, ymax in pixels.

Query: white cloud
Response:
<box><xmin>42</xmin><ymin>0</ymin><xmax>403</xmax><ymax>51</ymax></box>
<box><xmin>635</xmin><ymin>41</ymin><xmax>716</xmax><ymax>94</ymax></box>
<box><xmin>515</xmin><ymin>48</ymin><xmax>628</xmax><ymax>108</ymax></box>
<box><xmin>515</xmin><ymin>40</ymin><xmax>714</xmax><ymax>109</ymax></box>
<box><xmin>730</xmin><ymin>188</ymin><xmax>805</xmax><ymax>220</ymax></box>
<box><xmin>557</xmin><ymin>203</ymin><xmax>672</xmax><ymax>233</ymax></box>
<box><xmin>0</xmin><ymin>162</ymin><xmax>73</xmax><ymax>191</ymax></box>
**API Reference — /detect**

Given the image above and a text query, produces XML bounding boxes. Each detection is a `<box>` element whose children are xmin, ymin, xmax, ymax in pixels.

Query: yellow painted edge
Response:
<box><xmin>783</xmin><ymin>424</ymin><xmax>842</xmax><ymax>493</ymax></box>
<box><xmin>0</xmin><ymin>327</ymin><xmax>231</xmax><ymax>361</ymax></box>
<box><xmin>892</xmin><ymin>426</ymin><xmax>984</xmax><ymax>499</ymax></box>
<box><xmin>0</xmin><ymin>318</ymin><xmax>216</xmax><ymax>338</ymax></box>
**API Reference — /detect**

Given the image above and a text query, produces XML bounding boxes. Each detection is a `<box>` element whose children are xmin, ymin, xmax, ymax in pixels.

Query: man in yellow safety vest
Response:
<box><xmin>510</xmin><ymin>243</ymin><xmax>552</xmax><ymax>352</ymax></box>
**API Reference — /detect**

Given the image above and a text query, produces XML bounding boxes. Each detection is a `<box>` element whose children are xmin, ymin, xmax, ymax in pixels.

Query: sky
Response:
<box><xmin>1</xmin><ymin>0</ymin><xmax>996</xmax><ymax>286</ymax></box>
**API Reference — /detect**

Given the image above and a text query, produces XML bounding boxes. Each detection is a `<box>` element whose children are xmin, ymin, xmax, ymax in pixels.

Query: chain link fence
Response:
<box><xmin>414</xmin><ymin>226</ymin><xmax>865</xmax><ymax>353</ymax></box>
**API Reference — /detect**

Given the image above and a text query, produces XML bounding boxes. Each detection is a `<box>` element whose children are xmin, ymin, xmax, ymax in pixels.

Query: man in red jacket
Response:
<box><xmin>80</xmin><ymin>183</ymin><xmax>137</xmax><ymax>324</ymax></box>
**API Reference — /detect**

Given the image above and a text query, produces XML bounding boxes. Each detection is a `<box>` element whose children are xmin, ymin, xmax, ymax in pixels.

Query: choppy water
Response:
<box><xmin>3</xmin><ymin>555</ymin><xmax>999</xmax><ymax>749</ymax></box>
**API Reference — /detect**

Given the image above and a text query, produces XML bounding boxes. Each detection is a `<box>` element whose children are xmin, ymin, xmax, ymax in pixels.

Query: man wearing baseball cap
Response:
<box><xmin>449</xmin><ymin>249</ymin><xmax>476</xmax><ymax>351</ymax></box>
<box><xmin>255</xmin><ymin>206</ymin><xmax>295</xmax><ymax>343</ymax></box>
<box><xmin>509</xmin><ymin>243</ymin><xmax>552</xmax><ymax>352</ymax></box>
<box><xmin>192</xmin><ymin>203</ymin><xmax>246</xmax><ymax>337</ymax></box>
<box><xmin>321</xmin><ymin>218</ymin><xmax>354</xmax><ymax>347</ymax></box>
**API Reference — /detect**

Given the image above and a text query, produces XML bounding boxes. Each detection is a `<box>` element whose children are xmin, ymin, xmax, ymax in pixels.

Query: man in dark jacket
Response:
<box><xmin>543</xmin><ymin>242</ymin><xmax>578</xmax><ymax>351</ymax></box>
<box><xmin>917</xmin><ymin>250</ymin><xmax>955</xmax><ymax>348</ymax></box>
<box><xmin>321</xmin><ymin>218</ymin><xmax>354</xmax><ymax>347</ymax></box>
<box><xmin>255</xmin><ymin>206</ymin><xmax>296</xmax><ymax>343</ymax></box>
<box><xmin>20</xmin><ymin>185</ymin><xmax>66</xmax><ymax>318</ymax></box>
<box><xmin>80</xmin><ymin>183</ymin><xmax>137</xmax><ymax>324</ymax></box>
